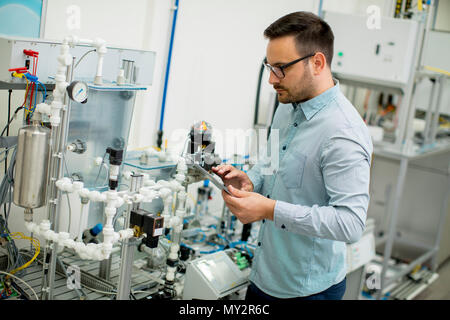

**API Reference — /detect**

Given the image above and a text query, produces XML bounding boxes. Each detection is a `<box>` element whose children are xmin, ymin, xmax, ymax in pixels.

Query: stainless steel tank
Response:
<box><xmin>13</xmin><ymin>122</ymin><xmax>51</xmax><ymax>209</ymax></box>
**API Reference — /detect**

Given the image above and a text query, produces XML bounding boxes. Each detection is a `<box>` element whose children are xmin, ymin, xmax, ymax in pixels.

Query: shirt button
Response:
<box><xmin>293</xmin><ymin>123</ymin><xmax>298</xmax><ymax>127</ymax></box>
<box><xmin>258</xmin><ymin>242</ymin><xmax>261</xmax><ymax>246</ymax></box>
<box><xmin>262</xmin><ymin>219</ymin><xmax>265</xmax><ymax>223</ymax></box>
<box><xmin>281</xmin><ymin>224</ymin><xmax>286</xmax><ymax>229</ymax></box>
<box><xmin>282</xmin><ymin>145</ymin><xmax>286</xmax><ymax>150</ymax></box>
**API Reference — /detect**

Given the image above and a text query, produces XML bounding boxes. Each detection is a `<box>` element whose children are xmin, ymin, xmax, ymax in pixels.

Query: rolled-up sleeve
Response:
<box><xmin>273</xmin><ymin>126</ymin><xmax>372</xmax><ymax>243</ymax></box>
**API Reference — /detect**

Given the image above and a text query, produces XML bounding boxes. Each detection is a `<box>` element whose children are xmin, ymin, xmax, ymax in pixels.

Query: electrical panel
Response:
<box><xmin>182</xmin><ymin>249</ymin><xmax>250</xmax><ymax>300</ymax></box>
<box><xmin>323</xmin><ymin>11</ymin><xmax>419</xmax><ymax>87</ymax></box>
<box><xmin>0</xmin><ymin>35</ymin><xmax>156</xmax><ymax>86</ymax></box>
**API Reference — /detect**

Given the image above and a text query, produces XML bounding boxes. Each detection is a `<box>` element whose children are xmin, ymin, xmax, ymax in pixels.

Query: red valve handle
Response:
<box><xmin>23</xmin><ymin>49</ymin><xmax>39</xmax><ymax>57</ymax></box>
<box><xmin>8</xmin><ymin>67</ymin><xmax>28</xmax><ymax>73</ymax></box>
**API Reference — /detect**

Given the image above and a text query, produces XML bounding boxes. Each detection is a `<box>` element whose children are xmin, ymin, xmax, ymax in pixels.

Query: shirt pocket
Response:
<box><xmin>279</xmin><ymin>149</ymin><xmax>307</xmax><ymax>189</ymax></box>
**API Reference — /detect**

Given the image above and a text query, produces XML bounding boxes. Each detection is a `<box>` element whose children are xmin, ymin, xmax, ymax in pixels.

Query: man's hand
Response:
<box><xmin>212</xmin><ymin>164</ymin><xmax>254</xmax><ymax>192</ymax></box>
<box><xmin>222</xmin><ymin>185</ymin><xmax>275</xmax><ymax>224</ymax></box>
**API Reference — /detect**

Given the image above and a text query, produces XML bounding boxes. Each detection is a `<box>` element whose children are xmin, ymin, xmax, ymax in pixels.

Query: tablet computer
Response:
<box><xmin>190</xmin><ymin>163</ymin><xmax>231</xmax><ymax>195</ymax></box>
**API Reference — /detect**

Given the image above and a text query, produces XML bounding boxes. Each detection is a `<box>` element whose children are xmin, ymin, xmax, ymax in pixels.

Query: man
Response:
<box><xmin>212</xmin><ymin>11</ymin><xmax>373</xmax><ymax>300</ymax></box>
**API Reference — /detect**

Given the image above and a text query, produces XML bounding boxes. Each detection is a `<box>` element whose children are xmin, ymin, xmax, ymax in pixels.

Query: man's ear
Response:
<box><xmin>311</xmin><ymin>52</ymin><xmax>327</xmax><ymax>75</ymax></box>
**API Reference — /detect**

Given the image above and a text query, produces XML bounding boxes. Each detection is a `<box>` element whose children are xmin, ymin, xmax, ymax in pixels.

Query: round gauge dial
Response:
<box><xmin>67</xmin><ymin>81</ymin><xmax>88</xmax><ymax>103</ymax></box>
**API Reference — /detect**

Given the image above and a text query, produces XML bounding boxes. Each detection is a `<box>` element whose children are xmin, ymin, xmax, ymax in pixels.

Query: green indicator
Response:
<box><xmin>338</xmin><ymin>52</ymin><xmax>343</xmax><ymax>57</ymax></box>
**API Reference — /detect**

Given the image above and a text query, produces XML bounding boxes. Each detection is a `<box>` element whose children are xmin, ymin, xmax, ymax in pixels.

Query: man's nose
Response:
<box><xmin>268</xmin><ymin>71</ymin><xmax>280</xmax><ymax>85</ymax></box>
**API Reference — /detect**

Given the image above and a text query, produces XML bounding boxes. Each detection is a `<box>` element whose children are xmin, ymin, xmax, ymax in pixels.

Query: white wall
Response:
<box><xmin>161</xmin><ymin>0</ymin><xmax>319</xmax><ymax>156</ymax></box>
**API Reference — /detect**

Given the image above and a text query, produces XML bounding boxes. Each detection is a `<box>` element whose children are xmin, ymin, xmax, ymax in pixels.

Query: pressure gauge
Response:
<box><xmin>67</xmin><ymin>81</ymin><xmax>88</xmax><ymax>103</ymax></box>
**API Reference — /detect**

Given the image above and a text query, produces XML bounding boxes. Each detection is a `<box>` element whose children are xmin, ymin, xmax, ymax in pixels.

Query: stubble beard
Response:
<box><xmin>275</xmin><ymin>68</ymin><xmax>314</xmax><ymax>104</ymax></box>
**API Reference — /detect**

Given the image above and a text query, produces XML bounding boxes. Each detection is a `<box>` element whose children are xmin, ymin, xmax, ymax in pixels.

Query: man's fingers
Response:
<box><xmin>211</xmin><ymin>165</ymin><xmax>225</xmax><ymax>172</ymax></box>
<box><xmin>227</xmin><ymin>185</ymin><xmax>250</xmax><ymax>198</ymax></box>
<box><xmin>216</xmin><ymin>164</ymin><xmax>234</xmax><ymax>175</ymax></box>
<box><xmin>224</xmin><ymin>171</ymin><xmax>239</xmax><ymax>179</ymax></box>
<box><xmin>222</xmin><ymin>190</ymin><xmax>240</xmax><ymax>206</ymax></box>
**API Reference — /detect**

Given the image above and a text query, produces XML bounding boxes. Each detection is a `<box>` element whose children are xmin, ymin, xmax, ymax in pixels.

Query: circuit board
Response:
<box><xmin>0</xmin><ymin>281</ymin><xmax>20</xmax><ymax>300</ymax></box>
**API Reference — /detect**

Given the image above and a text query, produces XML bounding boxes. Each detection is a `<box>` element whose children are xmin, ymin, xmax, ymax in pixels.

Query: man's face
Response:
<box><xmin>266</xmin><ymin>35</ymin><xmax>314</xmax><ymax>104</ymax></box>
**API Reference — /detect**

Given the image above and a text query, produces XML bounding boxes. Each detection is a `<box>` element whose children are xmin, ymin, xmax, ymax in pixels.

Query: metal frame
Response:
<box><xmin>39</xmin><ymin>0</ymin><xmax>48</xmax><ymax>39</ymax></box>
<box><xmin>335</xmin><ymin>1</ymin><xmax>450</xmax><ymax>300</ymax></box>
<box><xmin>373</xmin><ymin>148</ymin><xmax>450</xmax><ymax>300</ymax></box>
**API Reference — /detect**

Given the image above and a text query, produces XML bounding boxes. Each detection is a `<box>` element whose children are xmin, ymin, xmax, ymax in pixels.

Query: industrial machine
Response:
<box><xmin>0</xmin><ymin>35</ymin><xmax>255</xmax><ymax>300</ymax></box>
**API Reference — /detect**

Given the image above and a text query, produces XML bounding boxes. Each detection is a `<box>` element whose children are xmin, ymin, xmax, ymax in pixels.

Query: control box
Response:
<box><xmin>324</xmin><ymin>11</ymin><xmax>419</xmax><ymax>87</ymax></box>
<box><xmin>182</xmin><ymin>249</ymin><xmax>251</xmax><ymax>300</ymax></box>
<box><xmin>0</xmin><ymin>35</ymin><xmax>156</xmax><ymax>86</ymax></box>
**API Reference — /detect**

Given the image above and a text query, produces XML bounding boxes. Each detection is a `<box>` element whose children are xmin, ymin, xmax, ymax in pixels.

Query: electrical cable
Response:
<box><xmin>0</xmin><ymin>146</ymin><xmax>15</xmax><ymax>163</ymax></box>
<box><xmin>80</xmin><ymin>284</ymin><xmax>116</xmax><ymax>295</ymax></box>
<box><xmin>254</xmin><ymin>59</ymin><xmax>265</xmax><ymax>126</ymax></box>
<box><xmin>7</xmin><ymin>233</ymin><xmax>40</xmax><ymax>277</ymax></box>
<box><xmin>0</xmin><ymin>106</ymin><xmax>24</xmax><ymax>137</ymax></box>
<box><xmin>5</xmin><ymin>91</ymin><xmax>11</xmax><ymax>213</ymax></box>
<box><xmin>0</xmin><ymin>270</ymin><xmax>39</xmax><ymax>300</ymax></box>
<box><xmin>94</xmin><ymin>152</ymin><xmax>107</xmax><ymax>186</ymax></box>
<box><xmin>74</xmin><ymin>49</ymin><xmax>96</xmax><ymax>69</ymax></box>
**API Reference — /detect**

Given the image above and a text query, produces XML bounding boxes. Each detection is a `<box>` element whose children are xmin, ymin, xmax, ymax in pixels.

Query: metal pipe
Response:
<box><xmin>99</xmin><ymin>257</ymin><xmax>112</xmax><ymax>281</ymax></box>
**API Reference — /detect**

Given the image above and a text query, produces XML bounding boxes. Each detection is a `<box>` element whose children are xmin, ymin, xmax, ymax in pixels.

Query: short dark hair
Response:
<box><xmin>264</xmin><ymin>11</ymin><xmax>334</xmax><ymax>67</ymax></box>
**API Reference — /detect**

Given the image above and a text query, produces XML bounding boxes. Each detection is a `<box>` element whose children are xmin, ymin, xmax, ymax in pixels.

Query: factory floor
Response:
<box><xmin>414</xmin><ymin>258</ymin><xmax>450</xmax><ymax>300</ymax></box>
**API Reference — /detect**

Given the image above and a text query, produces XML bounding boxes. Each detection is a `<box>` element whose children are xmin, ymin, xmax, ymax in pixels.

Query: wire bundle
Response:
<box><xmin>6</xmin><ymin>233</ymin><xmax>40</xmax><ymax>278</ymax></box>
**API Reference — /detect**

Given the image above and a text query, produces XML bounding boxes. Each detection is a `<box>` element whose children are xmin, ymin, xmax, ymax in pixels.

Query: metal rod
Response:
<box><xmin>428</xmin><ymin>76</ymin><xmax>446</xmax><ymax>145</ymax></box>
<box><xmin>116</xmin><ymin>174</ymin><xmax>142</xmax><ymax>300</ymax></box>
<box><xmin>422</xmin><ymin>77</ymin><xmax>438</xmax><ymax>144</ymax></box>
<box><xmin>42</xmin><ymin>56</ymin><xmax>75</xmax><ymax>300</ymax></box>
<box><xmin>418</xmin><ymin>0</ymin><xmax>435</xmax><ymax>70</ymax></box>
<box><xmin>377</xmin><ymin>157</ymin><xmax>408</xmax><ymax>299</ymax></box>
<box><xmin>116</xmin><ymin>203</ymin><xmax>134</xmax><ymax>300</ymax></box>
<box><xmin>431</xmin><ymin>164</ymin><xmax>450</xmax><ymax>271</ymax></box>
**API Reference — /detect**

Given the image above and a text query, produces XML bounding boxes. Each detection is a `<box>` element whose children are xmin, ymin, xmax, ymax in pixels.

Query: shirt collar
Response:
<box><xmin>292</xmin><ymin>79</ymin><xmax>340</xmax><ymax>121</ymax></box>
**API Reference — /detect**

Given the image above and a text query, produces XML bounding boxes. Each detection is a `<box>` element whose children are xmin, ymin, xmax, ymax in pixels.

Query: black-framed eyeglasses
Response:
<box><xmin>264</xmin><ymin>53</ymin><xmax>315</xmax><ymax>79</ymax></box>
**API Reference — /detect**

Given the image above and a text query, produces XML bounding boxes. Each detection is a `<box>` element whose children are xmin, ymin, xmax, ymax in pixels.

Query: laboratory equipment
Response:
<box><xmin>13</xmin><ymin>121</ymin><xmax>51</xmax><ymax>210</ymax></box>
<box><xmin>182</xmin><ymin>249</ymin><xmax>251</xmax><ymax>300</ymax></box>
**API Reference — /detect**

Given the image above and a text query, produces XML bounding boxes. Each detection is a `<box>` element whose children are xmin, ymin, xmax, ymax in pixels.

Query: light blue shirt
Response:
<box><xmin>247</xmin><ymin>80</ymin><xmax>373</xmax><ymax>298</ymax></box>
